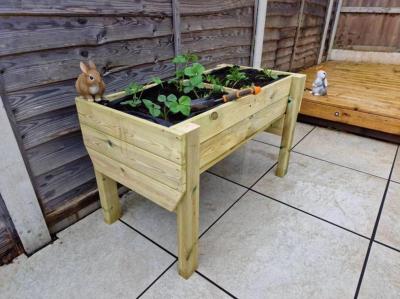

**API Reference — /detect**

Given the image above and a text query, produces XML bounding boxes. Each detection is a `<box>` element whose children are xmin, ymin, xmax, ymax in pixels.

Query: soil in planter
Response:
<box><xmin>98</xmin><ymin>82</ymin><xmax>226</xmax><ymax>127</ymax></box>
<box><xmin>207</xmin><ymin>66</ymin><xmax>287</xmax><ymax>89</ymax></box>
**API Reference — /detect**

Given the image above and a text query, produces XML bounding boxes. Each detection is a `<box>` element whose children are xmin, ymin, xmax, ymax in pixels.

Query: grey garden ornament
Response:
<box><xmin>311</xmin><ymin>70</ymin><xmax>328</xmax><ymax>96</ymax></box>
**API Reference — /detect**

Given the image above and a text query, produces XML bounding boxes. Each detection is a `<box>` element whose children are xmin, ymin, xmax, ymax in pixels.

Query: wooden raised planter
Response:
<box><xmin>75</xmin><ymin>64</ymin><xmax>306</xmax><ymax>279</ymax></box>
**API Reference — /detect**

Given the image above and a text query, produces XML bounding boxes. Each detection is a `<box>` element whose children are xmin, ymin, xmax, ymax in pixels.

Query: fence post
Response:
<box><xmin>172</xmin><ymin>0</ymin><xmax>182</xmax><ymax>61</ymax></box>
<box><xmin>0</xmin><ymin>93</ymin><xmax>51</xmax><ymax>254</ymax></box>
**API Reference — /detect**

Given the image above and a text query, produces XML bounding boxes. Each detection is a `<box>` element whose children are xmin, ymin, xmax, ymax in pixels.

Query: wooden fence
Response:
<box><xmin>336</xmin><ymin>0</ymin><xmax>400</xmax><ymax>52</ymax></box>
<box><xmin>0</xmin><ymin>0</ymin><xmax>332</xmax><ymax>262</ymax></box>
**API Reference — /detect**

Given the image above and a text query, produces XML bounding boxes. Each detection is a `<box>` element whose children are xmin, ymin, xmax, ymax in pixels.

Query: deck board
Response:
<box><xmin>300</xmin><ymin>61</ymin><xmax>400</xmax><ymax>135</ymax></box>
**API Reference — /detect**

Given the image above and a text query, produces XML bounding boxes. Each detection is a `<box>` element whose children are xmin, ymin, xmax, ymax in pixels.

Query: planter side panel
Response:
<box><xmin>76</xmin><ymin>99</ymin><xmax>184</xmax><ymax>164</ymax></box>
<box><xmin>200</xmin><ymin>97</ymin><xmax>288</xmax><ymax>172</ymax></box>
<box><xmin>76</xmin><ymin>99</ymin><xmax>187</xmax><ymax>212</ymax></box>
<box><xmin>173</xmin><ymin>76</ymin><xmax>292</xmax><ymax>143</ymax></box>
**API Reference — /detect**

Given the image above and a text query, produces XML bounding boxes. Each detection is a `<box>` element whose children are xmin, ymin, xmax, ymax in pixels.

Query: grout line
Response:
<box><xmin>205</xmin><ymin>171</ymin><xmax>250</xmax><ymax>189</ymax></box>
<box><xmin>136</xmin><ymin>260</ymin><xmax>177</xmax><ymax>299</ymax></box>
<box><xmin>354</xmin><ymin>145</ymin><xmax>399</xmax><ymax>298</ymax></box>
<box><xmin>196</xmin><ymin>271</ymin><xmax>238</xmax><ymax>299</ymax></box>
<box><xmin>119</xmin><ymin>219</ymin><xmax>177</xmax><ymax>258</ymax></box>
<box><xmin>373</xmin><ymin>240</ymin><xmax>400</xmax><ymax>254</ymax></box>
<box><xmin>291</xmin><ymin>126</ymin><xmax>316</xmax><ymax>150</ymax></box>
<box><xmin>251</xmin><ymin>138</ymin><xmax>279</xmax><ymax>148</ymax></box>
<box><xmin>249</xmin><ymin>189</ymin><xmax>371</xmax><ymax>241</ymax></box>
<box><xmin>292</xmin><ymin>151</ymin><xmax>388</xmax><ymax>180</ymax></box>
<box><xmin>248</xmin><ymin>125</ymin><xmax>317</xmax><ymax>190</ymax></box>
<box><xmin>199</xmin><ymin>189</ymin><xmax>250</xmax><ymax>239</ymax></box>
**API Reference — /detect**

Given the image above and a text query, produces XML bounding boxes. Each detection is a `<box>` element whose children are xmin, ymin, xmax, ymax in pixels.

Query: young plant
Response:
<box><xmin>205</xmin><ymin>74</ymin><xmax>224</xmax><ymax>93</ymax></box>
<box><xmin>225</xmin><ymin>66</ymin><xmax>248</xmax><ymax>88</ymax></box>
<box><xmin>151</xmin><ymin>76</ymin><xmax>163</xmax><ymax>87</ymax></box>
<box><xmin>142</xmin><ymin>99</ymin><xmax>162</xmax><ymax>118</ymax></box>
<box><xmin>121</xmin><ymin>82</ymin><xmax>146</xmax><ymax>108</ymax></box>
<box><xmin>158</xmin><ymin>94</ymin><xmax>192</xmax><ymax>117</ymax></box>
<box><xmin>261</xmin><ymin>68</ymin><xmax>278</xmax><ymax>80</ymax></box>
<box><xmin>182</xmin><ymin>63</ymin><xmax>205</xmax><ymax>96</ymax></box>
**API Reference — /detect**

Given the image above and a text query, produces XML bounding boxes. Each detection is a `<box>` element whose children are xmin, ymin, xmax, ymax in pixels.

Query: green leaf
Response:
<box><xmin>167</xmin><ymin>94</ymin><xmax>177</xmax><ymax>102</ymax></box>
<box><xmin>142</xmin><ymin>99</ymin><xmax>161</xmax><ymax>117</ymax></box>
<box><xmin>172</xmin><ymin>55</ymin><xmax>187</xmax><ymax>64</ymax></box>
<box><xmin>121</xmin><ymin>98</ymin><xmax>141</xmax><ymax>108</ymax></box>
<box><xmin>183</xmin><ymin>86</ymin><xmax>193</xmax><ymax>94</ymax></box>
<box><xmin>157</xmin><ymin>95</ymin><xmax>167</xmax><ymax>103</ymax></box>
<box><xmin>190</xmin><ymin>75</ymin><xmax>203</xmax><ymax>86</ymax></box>
<box><xmin>184</xmin><ymin>66</ymin><xmax>195</xmax><ymax>77</ymax></box>
<box><xmin>168</xmin><ymin>101</ymin><xmax>180</xmax><ymax>113</ymax></box>
<box><xmin>192</xmin><ymin>63</ymin><xmax>205</xmax><ymax>75</ymax></box>
<box><xmin>152</xmin><ymin>77</ymin><xmax>162</xmax><ymax>85</ymax></box>
<box><xmin>178</xmin><ymin>96</ymin><xmax>191</xmax><ymax>116</ymax></box>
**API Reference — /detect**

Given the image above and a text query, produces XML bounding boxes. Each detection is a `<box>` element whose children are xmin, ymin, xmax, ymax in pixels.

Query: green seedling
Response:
<box><xmin>205</xmin><ymin>74</ymin><xmax>224</xmax><ymax>93</ymax></box>
<box><xmin>158</xmin><ymin>94</ymin><xmax>191</xmax><ymax>117</ymax></box>
<box><xmin>151</xmin><ymin>76</ymin><xmax>163</xmax><ymax>87</ymax></box>
<box><xmin>261</xmin><ymin>68</ymin><xmax>278</xmax><ymax>80</ymax></box>
<box><xmin>226</xmin><ymin>66</ymin><xmax>248</xmax><ymax>88</ymax></box>
<box><xmin>121</xmin><ymin>82</ymin><xmax>146</xmax><ymax>108</ymax></box>
<box><xmin>142</xmin><ymin>99</ymin><xmax>162</xmax><ymax>118</ymax></box>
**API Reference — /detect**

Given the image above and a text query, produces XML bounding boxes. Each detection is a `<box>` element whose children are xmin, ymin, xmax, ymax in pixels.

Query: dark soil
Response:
<box><xmin>206</xmin><ymin>66</ymin><xmax>287</xmax><ymax>89</ymax></box>
<box><xmin>98</xmin><ymin>82</ymin><xmax>225</xmax><ymax>127</ymax></box>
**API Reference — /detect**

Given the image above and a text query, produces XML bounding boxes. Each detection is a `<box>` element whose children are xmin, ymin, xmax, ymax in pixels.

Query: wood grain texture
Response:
<box><xmin>0</xmin><ymin>0</ymin><xmax>173</xmax><ymax>16</ymax></box>
<box><xmin>0</xmin><ymin>193</ymin><xmax>23</xmax><ymax>265</ymax></box>
<box><xmin>0</xmin><ymin>16</ymin><xmax>172</xmax><ymax>56</ymax></box>
<box><xmin>0</xmin><ymin>1</ymin><xmax>262</xmax><ymax>236</ymax></box>
<box><xmin>1</xmin><ymin>36</ymin><xmax>174</xmax><ymax>92</ymax></box>
<box><xmin>336</xmin><ymin>13</ymin><xmax>400</xmax><ymax>51</ymax></box>
<box><xmin>301</xmin><ymin>61</ymin><xmax>400</xmax><ymax>135</ymax></box>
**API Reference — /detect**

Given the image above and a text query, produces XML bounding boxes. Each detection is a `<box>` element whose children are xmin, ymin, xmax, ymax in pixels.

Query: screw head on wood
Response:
<box><xmin>210</xmin><ymin>112</ymin><xmax>218</xmax><ymax>120</ymax></box>
<box><xmin>335</xmin><ymin>111</ymin><xmax>340</xmax><ymax>116</ymax></box>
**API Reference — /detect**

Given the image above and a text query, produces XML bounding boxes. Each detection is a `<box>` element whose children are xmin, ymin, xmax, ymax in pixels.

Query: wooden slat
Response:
<box><xmin>25</xmin><ymin>132</ymin><xmax>87</xmax><ymax>177</ymax></box>
<box><xmin>18</xmin><ymin>106</ymin><xmax>80</xmax><ymax>150</ymax></box>
<box><xmin>182</xmin><ymin>28</ymin><xmax>253</xmax><ymax>54</ymax></box>
<box><xmin>76</xmin><ymin>99</ymin><xmax>184</xmax><ymax>164</ymax></box>
<box><xmin>0</xmin><ymin>194</ymin><xmax>23</xmax><ymax>265</ymax></box>
<box><xmin>0</xmin><ymin>0</ymin><xmax>172</xmax><ymax>16</ymax></box>
<box><xmin>88</xmin><ymin>148</ymin><xmax>182</xmax><ymax>212</ymax></box>
<box><xmin>35</xmin><ymin>156</ymin><xmax>95</xmax><ymax>204</ymax></box>
<box><xmin>200</xmin><ymin>97</ymin><xmax>288</xmax><ymax>172</ymax></box>
<box><xmin>0</xmin><ymin>16</ymin><xmax>172</xmax><ymax>56</ymax></box>
<box><xmin>173</xmin><ymin>76</ymin><xmax>292</xmax><ymax>143</ymax></box>
<box><xmin>81</xmin><ymin>124</ymin><xmax>185</xmax><ymax>191</ymax></box>
<box><xmin>181</xmin><ymin>7</ymin><xmax>253</xmax><ymax>33</ymax></box>
<box><xmin>301</xmin><ymin>100</ymin><xmax>400</xmax><ymax>135</ymax></box>
<box><xmin>1</xmin><ymin>36</ymin><xmax>174</xmax><ymax>92</ymax></box>
<box><xmin>302</xmin><ymin>61</ymin><xmax>400</xmax><ymax>120</ymax></box>
<box><xmin>7</xmin><ymin>60</ymin><xmax>175</xmax><ymax>122</ymax></box>
<box><xmin>301</xmin><ymin>61</ymin><xmax>400</xmax><ymax>135</ymax></box>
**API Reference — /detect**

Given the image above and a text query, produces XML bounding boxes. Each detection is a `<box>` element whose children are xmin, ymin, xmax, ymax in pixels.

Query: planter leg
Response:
<box><xmin>94</xmin><ymin>169</ymin><xmax>121</xmax><ymax>224</ymax></box>
<box><xmin>276</xmin><ymin>74</ymin><xmax>306</xmax><ymax>177</ymax></box>
<box><xmin>177</xmin><ymin>124</ymin><xmax>200</xmax><ymax>279</ymax></box>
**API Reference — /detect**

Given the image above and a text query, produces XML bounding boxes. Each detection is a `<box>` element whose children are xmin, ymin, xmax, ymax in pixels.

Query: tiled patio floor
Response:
<box><xmin>1</xmin><ymin>123</ymin><xmax>399</xmax><ymax>299</ymax></box>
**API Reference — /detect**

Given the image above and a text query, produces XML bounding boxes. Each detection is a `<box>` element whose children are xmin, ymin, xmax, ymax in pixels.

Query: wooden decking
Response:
<box><xmin>300</xmin><ymin>61</ymin><xmax>400</xmax><ymax>136</ymax></box>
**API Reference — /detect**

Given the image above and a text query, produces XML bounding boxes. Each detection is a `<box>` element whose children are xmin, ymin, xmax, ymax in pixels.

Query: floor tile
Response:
<box><xmin>392</xmin><ymin>151</ymin><xmax>400</xmax><ymax>183</ymax></box>
<box><xmin>253</xmin><ymin>152</ymin><xmax>386</xmax><ymax>237</ymax></box>
<box><xmin>121</xmin><ymin>172</ymin><xmax>246</xmax><ymax>254</ymax></box>
<box><xmin>209</xmin><ymin>140</ymin><xmax>279</xmax><ymax>187</ymax></box>
<box><xmin>376</xmin><ymin>182</ymin><xmax>400</xmax><ymax>250</ymax></box>
<box><xmin>0</xmin><ymin>211</ymin><xmax>174</xmax><ymax>299</ymax></box>
<box><xmin>198</xmin><ymin>191</ymin><xmax>369</xmax><ymax>299</ymax></box>
<box><xmin>294</xmin><ymin>127</ymin><xmax>397</xmax><ymax>178</ymax></box>
<box><xmin>253</xmin><ymin>122</ymin><xmax>314</xmax><ymax>147</ymax></box>
<box><xmin>142</xmin><ymin>263</ymin><xmax>231</xmax><ymax>299</ymax></box>
<box><xmin>358</xmin><ymin>243</ymin><xmax>400</xmax><ymax>298</ymax></box>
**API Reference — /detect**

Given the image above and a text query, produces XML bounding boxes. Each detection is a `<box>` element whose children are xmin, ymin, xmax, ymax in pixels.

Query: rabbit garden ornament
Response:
<box><xmin>311</xmin><ymin>70</ymin><xmax>328</xmax><ymax>96</ymax></box>
<box><xmin>75</xmin><ymin>60</ymin><xmax>105</xmax><ymax>101</ymax></box>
